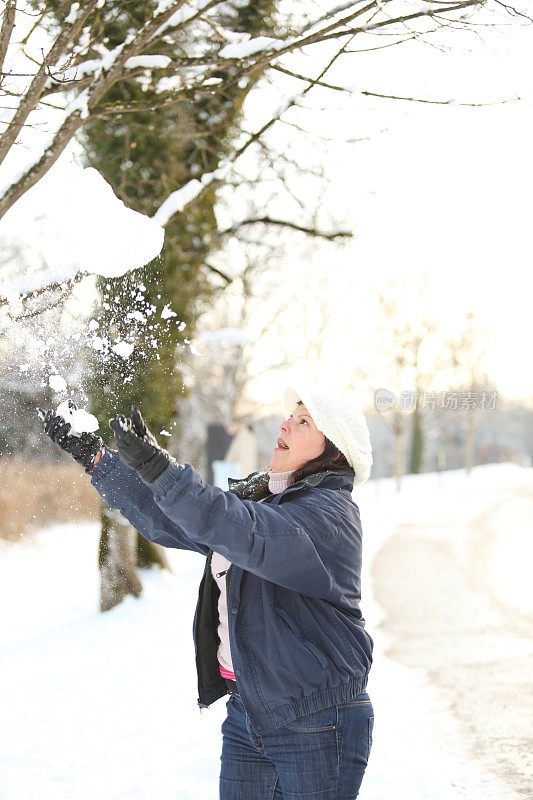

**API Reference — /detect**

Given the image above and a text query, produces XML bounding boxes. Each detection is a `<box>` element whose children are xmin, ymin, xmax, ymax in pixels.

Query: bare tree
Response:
<box><xmin>446</xmin><ymin>309</ymin><xmax>493</xmax><ymax>474</ymax></box>
<box><xmin>0</xmin><ymin>0</ymin><xmax>501</xmax><ymax>228</ymax></box>
<box><xmin>175</xmin><ymin>235</ymin><xmax>370</xmax><ymax>469</ymax></box>
<box><xmin>374</xmin><ymin>274</ymin><xmax>439</xmax><ymax>490</ymax></box>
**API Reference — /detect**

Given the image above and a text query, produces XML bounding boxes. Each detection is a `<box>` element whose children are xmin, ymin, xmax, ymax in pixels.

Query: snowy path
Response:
<box><xmin>0</xmin><ymin>464</ymin><xmax>531</xmax><ymax>799</ymax></box>
<box><xmin>370</xmin><ymin>474</ymin><xmax>533</xmax><ymax>798</ymax></box>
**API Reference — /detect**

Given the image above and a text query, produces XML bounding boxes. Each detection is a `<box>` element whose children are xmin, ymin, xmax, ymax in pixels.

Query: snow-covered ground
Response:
<box><xmin>1</xmin><ymin>463</ymin><xmax>531</xmax><ymax>799</ymax></box>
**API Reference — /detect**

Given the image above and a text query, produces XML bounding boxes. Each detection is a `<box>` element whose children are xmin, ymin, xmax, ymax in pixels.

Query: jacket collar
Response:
<box><xmin>284</xmin><ymin>469</ymin><xmax>354</xmax><ymax>493</ymax></box>
<box><xmin>228</xmin><ymin>469</ymin><xmax>354</xmax><ymax>500</ymax></box>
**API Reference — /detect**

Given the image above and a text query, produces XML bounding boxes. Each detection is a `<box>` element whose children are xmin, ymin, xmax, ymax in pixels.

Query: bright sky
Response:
<box><xmin>235</xmin><ymin>11</ymin><xmax>533</xmax><ymax>406</ymax></box>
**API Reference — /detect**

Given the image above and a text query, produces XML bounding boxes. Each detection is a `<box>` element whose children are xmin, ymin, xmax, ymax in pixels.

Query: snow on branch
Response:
<box><xmin>0</xmin><ymin>0</ymin><xmax>496</xmax><ymax>226</ymax></box>
<box><xmin>218</xmin><ymin>36</ymin><xmax>285</xmax><ymax>59</ymax></box>
<box><xmin>0</xmin><ymin>167</ymin><xmax>165</xmax><ymax>316</ymax></box>
<box><xmin>0</xmin><ymin>0</ymin><xmax>509</xmax><ymax>306</ymax></box>
<box><xmin>153</xmin><ymin>164</ymin><xmax>230</xmax><ymax>226</ymax></box>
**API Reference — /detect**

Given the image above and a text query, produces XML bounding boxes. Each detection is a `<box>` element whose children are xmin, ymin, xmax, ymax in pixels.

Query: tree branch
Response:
<box><xmin>0</xmin><ymin>1</ymin><xmax>227</xmax><ymax>220</ymax></box>
<box><xmin>0</xmin><ymin>0</ymin><xmax>16</xmax><ymax>76</ymax></box>
<box><xmin>299</xmin><ymin>1</ymin><xmax>375</xmax><ymax>35</ymax></box>
<box><xmin>0</xmin><ymin>273</ymin><xmax>86</xmax><ymax>319</ymax></box>
<box><xmin>156</xmin><ymin>37</ymin><xmax>357</xmax><ymax>227</ymax></box>
<box><xmin>219</xmin><ymin>217</ymin><xmax>353</xmax><ymax>240</ymax></box>
<box><xmin>314</xmin><ymin>0</ymin><xmax>484</xmax><ymax>46</ymax></box>
<box><xmin>493</xmin><ymin>0</ymin><xmax>533</xmax><ymax>21</ymax></box>
<box><xmin>0</xmin><ymin>0</ymin><xmax>100</xmax><ymax>168</ymax></box>
<box><xmin>0</xmin><ymin>112</ymin><xmax>85</xmax><ymax>219</ymax></box>
<box><xmin>203</xmin><ymin>261</ymin><xmax>232</xmax><ymax>284</ymax></box>
<box><xmin>0</xmin><ymin>0</ymin><xmax>494</xmax><ymax>225</ymax></box>
<box><xmin>271</xmin><ymin>64</ymin><xmax>349</xmax><ymax>93</ymax></box>
<box><xmin>358</xmin><ymin>89</ymin><xmax>521</xmax><ymax>105</ymax></box>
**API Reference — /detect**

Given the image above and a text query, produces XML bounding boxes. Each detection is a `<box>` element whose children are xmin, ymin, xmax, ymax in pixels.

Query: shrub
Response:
<box><xmin>0</xmin><ymin>457</ymin><xmax>100</xmax><ymax>541</ymax></box>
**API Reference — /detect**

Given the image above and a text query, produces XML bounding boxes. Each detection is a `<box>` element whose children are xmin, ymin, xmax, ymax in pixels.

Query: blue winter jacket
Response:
<box><xmin>91</xmin><ymin>450</ymin><xmax>373</xmax><ymax>735</ymax></box>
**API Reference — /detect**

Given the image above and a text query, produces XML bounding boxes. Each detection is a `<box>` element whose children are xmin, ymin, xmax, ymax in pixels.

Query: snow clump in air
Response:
<box><xmin>112</xmin><ymin>340</ymin><xmax>135</xmax><ymax>359</ymax></box>
<box><xmin>56</xmin><ymin>400</ymin><xmax>99</xmax><ymax>435</ymax></box>
<box><xmin>49</xmin><ymin>374</ymin><xmax>68</xmax><ymax>393</ymax></box>
<box><xmin>161</xmin><ymin>304</ymin><xmax>177</xmax><ymax>319</ymax></box>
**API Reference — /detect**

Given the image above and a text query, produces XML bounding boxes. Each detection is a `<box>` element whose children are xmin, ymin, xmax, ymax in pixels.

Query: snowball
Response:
<box><xmin>159</xmin><ymin>429</ymin><xmax>171</xmax><ymax>437</ymax></box>
<box><xmin>56</xmin><ymin>400</ymin><xmax>99</xmax><ymax>435</ymax></box>
<box><xmin>112</xmin><ymin>340</ymin><xmax>135</xmax><ymax>359</ymax></box>
<box><xmin>49</xmin><ymin>374</ymin><xmax>67</xmax><ymax>393</ymax></box>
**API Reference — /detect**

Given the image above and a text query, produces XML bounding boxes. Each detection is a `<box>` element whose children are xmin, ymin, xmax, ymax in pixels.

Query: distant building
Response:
<box><xmin>207</xmin><ymin>422</ymin><xmax>258</xmax><ymax>487</ymax></box>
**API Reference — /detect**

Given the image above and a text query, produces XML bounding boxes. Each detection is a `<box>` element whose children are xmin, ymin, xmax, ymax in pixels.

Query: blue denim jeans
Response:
<box><xmin>219</xmin><ymin>691</ymin><xmax>374</xmax><ymax>799</ymax></box>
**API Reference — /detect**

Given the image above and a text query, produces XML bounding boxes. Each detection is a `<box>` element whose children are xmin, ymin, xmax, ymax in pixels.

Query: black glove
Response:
<box><xmin>41</xmin><ymin>409</ymin><xmax>103</xmax><ymax>473</ymax></box>
<box><xmin>109</xmin><ymin>406</ymin><xmax>170</xmax><ymax>483</ymax></box>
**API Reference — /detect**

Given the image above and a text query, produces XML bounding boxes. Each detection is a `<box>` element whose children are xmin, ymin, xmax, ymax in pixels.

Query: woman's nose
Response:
<box><xmin>280</xmin><ymin>419</ymin><xmax>290</xmax><ymax>434</ymax></box>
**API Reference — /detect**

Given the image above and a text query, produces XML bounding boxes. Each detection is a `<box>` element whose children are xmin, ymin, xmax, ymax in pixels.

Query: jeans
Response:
<box><xmin>219</xmin><ymin>691</ymin><xmax>374</xmax><ymax>799</ymax></box>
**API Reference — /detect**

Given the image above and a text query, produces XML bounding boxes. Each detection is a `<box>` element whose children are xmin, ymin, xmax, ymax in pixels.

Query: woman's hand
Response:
<box><xmin>109</xmin><ymin>407</ymin><xmax>170</xmax><ymax>483</ymax></box>
<box><xmin>41</xmin><ymin>410</ymin><xmax>104</xmax><ymax>473</ymax></box>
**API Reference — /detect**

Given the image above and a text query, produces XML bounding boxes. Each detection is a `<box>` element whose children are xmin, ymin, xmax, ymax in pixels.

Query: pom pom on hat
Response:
<box><xmin>285</xmin><ymin>384</ymin><xmax>373</xmax><ymax>485</ymax></box>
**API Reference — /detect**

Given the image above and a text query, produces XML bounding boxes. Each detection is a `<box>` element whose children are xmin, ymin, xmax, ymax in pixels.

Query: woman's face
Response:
<box><xmin>271</xmin><ymin>404</ymin><xmax>326</xmax><ymax>472</ymax></box>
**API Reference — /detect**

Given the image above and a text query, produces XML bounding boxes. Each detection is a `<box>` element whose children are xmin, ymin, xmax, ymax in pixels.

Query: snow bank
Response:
<box><xmin>1</xmin><ymin>465</ymin><xmax>529</xmax><ymax>799</ymax></box>
<box><xmin>486</xmin><ymin>496</ymin><xmax>533</xmax><ymax>615</ymax></box>
<box><xmin>0</xmin><ymin>524</ymin><xmax>222</xmax><ymax>800</ymax></box>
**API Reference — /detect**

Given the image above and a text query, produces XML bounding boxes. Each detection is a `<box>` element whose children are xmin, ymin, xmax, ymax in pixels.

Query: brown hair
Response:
<box><xmin>291</xmin><ymin>435</ymin><xmax>353</xmax><ymax>485</ymax></box>
<box><xmin>247</xmin><ymin>437</ymin><xmax>352</xmax><ymax>501</ymax></box>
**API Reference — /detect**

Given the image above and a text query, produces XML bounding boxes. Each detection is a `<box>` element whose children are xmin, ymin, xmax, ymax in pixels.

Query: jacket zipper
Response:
<box><xmin>224</xmin><ymin>566</ymin><xmax>261</xmax><ymax>731</ymax></box>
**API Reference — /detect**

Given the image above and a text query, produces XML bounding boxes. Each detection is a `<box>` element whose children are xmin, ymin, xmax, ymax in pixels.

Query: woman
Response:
<box><xmin>43</xmin><ymin>384</ymin><xmax>375</xmax><ymax>799</ymax></box>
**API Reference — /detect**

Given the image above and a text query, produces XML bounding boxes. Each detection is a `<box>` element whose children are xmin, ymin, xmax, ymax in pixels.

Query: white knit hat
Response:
<box><xmin>284</xmin><ymin>384</ymin><xmax>373</xmax><ymax>484</ymax></box>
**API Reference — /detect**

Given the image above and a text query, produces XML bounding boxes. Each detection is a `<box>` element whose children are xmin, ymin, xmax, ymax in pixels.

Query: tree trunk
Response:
<box><xmin>137</xmin><ymin>535</ymin><xmax>169</xmax><ymax>570</ymax></box>
<box><xmin>98</xmin><ymin>506</ymin><xmax>142</xmax><ymax>612</ymax></box>
<box><xmin>393</xmin><ymin>412</ymin><xmax>405</xmax><ymax>492</ymax></box>
<box><xmin>409</xmin><ymin>403</ymin><xmax>424</xmax><ymax>474</ymax></box>
<box><xmin>465</xmin><ymin>405</ymin><xmax>476</xmax><ymax>475</ymax></box>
